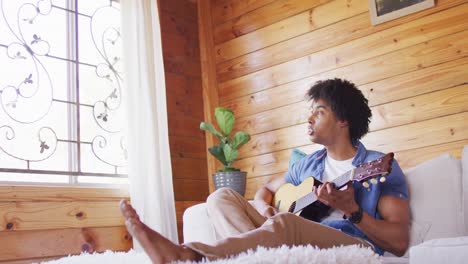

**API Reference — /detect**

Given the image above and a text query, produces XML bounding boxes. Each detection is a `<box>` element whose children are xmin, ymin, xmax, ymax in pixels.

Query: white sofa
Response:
<box><xmin>183</xmin><ymin>147</ymin><xmax>468</xmax><ymax>264</ymax></box>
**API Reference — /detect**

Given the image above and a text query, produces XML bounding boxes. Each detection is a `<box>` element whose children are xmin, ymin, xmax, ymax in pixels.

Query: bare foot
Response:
<box><xmin>119</xmin><ymin>200</ymin><xmax>202</xmax><ymax>264</ymax></box>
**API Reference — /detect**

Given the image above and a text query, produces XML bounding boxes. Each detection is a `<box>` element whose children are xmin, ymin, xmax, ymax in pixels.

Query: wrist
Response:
<box><xmin>344</xmin><ymin>203</ymin><xmax>360</xmax><ymax>217</ymax></box>
<box><xmin>345</xmin><ymin>206</ymin><xmax>363</xmax><ymax>224</ymax></box>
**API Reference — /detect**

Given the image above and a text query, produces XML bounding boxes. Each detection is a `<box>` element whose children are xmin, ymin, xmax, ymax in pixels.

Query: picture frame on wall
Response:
<box><xmin>369</xmin><ymin>0</ymin><xmax>435</xmax><ymax>25</ymax></box>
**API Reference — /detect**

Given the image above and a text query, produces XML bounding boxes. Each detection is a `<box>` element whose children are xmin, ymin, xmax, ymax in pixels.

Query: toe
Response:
<box><xmin>119</xmin><ymin>199</ymin><xmax>126</xmax><ymax>208</ymax></box>
<box><xmin>119</xmin><ymin>199</ymin><xmax>128</xmax><ymax>214</ymax></box>
<box><xmin>120</xmin><ymin>200</ymin><xmax>139</xmax><ymax>219</ymax></box>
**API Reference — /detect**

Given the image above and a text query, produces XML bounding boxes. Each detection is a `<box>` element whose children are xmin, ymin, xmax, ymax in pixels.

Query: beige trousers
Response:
<box><xmin>184</xmin><ymin>188</ymin><xmax>370</xmax><ymax>260</ymax></box>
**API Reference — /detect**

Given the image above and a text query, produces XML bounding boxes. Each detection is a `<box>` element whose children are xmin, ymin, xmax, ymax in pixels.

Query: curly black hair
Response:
<box><xmin>305</xmin><ymin>78</ymin><xmax>372</xmax><ymax>142</ymax></box>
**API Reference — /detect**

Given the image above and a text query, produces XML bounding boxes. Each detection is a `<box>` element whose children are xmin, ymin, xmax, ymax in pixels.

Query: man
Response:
<box><xmin>120</xmin><ymin>78</ymin><xmax>410</xmax><ymax>263</ymax></box>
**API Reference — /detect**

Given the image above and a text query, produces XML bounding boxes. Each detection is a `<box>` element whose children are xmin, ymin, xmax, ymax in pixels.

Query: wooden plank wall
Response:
<box><xmin>159</xmin><ymin>0</ymin><xmax>209</xmax><ymax>243</ymax></box>
<box><xmin>201</xmin><ymin>0</ymin><xmax>468</xmax><ymax>199</ymax></box>
<box><xmin>0</xmin><ymin>186</ymin><xmax>132</xmax><ymax>263</ymax></box>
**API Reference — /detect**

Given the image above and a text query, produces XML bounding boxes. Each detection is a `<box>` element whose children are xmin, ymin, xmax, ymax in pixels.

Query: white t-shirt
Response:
<box><xmin>321</xmin><ymin>155</ymin><xmax>355</xmax><ymax>222</ymax></box>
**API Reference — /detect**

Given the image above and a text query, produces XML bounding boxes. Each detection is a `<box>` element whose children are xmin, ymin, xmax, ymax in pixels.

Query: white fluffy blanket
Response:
<box><xmin>41</xmin><ymin>245</ymin><xmax>382</xmax><ymax>264</ymax></box>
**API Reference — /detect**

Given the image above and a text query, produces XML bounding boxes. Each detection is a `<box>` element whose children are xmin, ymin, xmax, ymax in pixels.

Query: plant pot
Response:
<box><xmin>212</xmin><ymin>171</ymin><xmax>247</xmax><ymax>196</ymax></box>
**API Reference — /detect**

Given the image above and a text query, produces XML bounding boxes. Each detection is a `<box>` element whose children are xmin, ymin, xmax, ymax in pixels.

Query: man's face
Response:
<box><xmin>307</xmin><ymin>99</ymin><xmax>342</xmax><ymax>145</ymax></box>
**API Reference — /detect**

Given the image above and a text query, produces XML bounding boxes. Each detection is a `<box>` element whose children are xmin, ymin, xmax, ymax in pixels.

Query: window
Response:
<box><xmin>0</xmin><ymin>0</ymin><xmax>127</xmax><ymax>186</ymax></box>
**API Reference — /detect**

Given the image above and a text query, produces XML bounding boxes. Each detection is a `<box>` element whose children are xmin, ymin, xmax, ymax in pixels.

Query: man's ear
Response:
<box><xmin>338</xmin><ymin>119</ymin><xmax>349</xmax><ymax>128</ymax></box>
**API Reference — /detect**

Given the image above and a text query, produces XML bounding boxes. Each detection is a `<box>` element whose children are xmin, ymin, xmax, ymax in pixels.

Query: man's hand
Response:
<box><xmin>253</xmin><ymin>177</ymin><xmax>285</xmax><ymax>218</ymax></box>
<box><xmin>253</xmin><ymin>200</ymin><xmax>278</xmax><ymax>218</ymax></box>
<box><xmin>313</xmin><ymin>182</ymin><xmax>359</xmax><ymax>216</ymax></box>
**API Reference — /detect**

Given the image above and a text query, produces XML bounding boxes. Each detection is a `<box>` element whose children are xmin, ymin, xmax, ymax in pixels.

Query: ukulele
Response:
<box><xmin>273</xmin><ymin>153</ymin><xmax>394</xmax><ymax>222</ymax></box>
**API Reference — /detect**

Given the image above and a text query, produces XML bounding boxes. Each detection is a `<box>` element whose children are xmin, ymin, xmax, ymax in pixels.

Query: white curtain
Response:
<box><xmin>120</xmin><ymin>0</ymin><xmax>178</xmax><ymax>246</ymax></box>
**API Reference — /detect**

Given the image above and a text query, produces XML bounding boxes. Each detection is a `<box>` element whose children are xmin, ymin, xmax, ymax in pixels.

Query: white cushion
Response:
<box><xmin>462</xmin><ymin>146</ymin><xmax>468</xmax><ymax>235</ymax></box>
<box><xmin>404</xmin><ymin>153</ymin><xmax>464</xmax><ymax>244</ymax></box>
<box><xmin>182</xmin><ymin>203</ymin><xmax>216</xmax><ymax>244</ymax></box>
<box><xmin>409</xmin><ymin>236</ymin><xmax>468</xmax><ymax>264</ymax></box>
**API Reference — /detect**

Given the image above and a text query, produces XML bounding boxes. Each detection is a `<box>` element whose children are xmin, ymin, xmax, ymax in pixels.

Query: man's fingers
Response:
<box><xmin>313</xmin><ymin>186</ymin><xmax>321</xmax><ymax>197</ymax></box>
<box><xmin>264</xmin><ymin>206</ymin><xmax>278</xmax><ymax>218</ymax></box>
<box><xmin>315</xmin><ymin>184</ymin><xmax>330</xmax><ymax>205</ymax></box>
<box><xmin>317</xmin><ymin>184</ymin><xmax>324</xmax><ymax>193</ymax></box>
<box><xmin>269</xmin><ymin>205</ymin><xmax>278</xmax><ymax>214</ymax></box>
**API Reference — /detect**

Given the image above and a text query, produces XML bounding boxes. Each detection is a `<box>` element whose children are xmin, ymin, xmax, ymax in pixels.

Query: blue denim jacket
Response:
<box><xmin>284</xmin><ymin>141</ymin><xmax>408</xmax><ymax>255</ymax></box>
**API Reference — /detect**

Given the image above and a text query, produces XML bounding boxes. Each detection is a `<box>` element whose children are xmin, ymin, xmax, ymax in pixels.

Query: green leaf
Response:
<box><xmin>223</xmin><ymin>143</ymin><xmax>238</xmax><ymax>164</ymax></box>
<box><xmin>231</xmin><ymin>131</ymin><xmax>250</xmax><ymax>149</ymax></box>
<box><xmin>215</xmin><ymin>107</ymin><xmax>235</xmax><ymax>136</ymax></box>
<box><xmin>220</xmin><ymin>166</ymin><xmax>240</xmax><ymax>172</ymax></box>
<box><xmin>200</xmin><ymin>122</ymin><xmax>223</xmax><ymax>140</ymax></box>
<box><xmin>209</xmin><ymin>143</ymin><xmax>227</xmax><ymax>166</ymax></box>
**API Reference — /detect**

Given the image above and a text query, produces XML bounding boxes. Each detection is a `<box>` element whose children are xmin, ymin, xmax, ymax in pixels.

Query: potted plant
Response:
<box><xmin>200</xmin><ymin>107</ymin><xmax>251</xmax><ymax>196</ymax></box>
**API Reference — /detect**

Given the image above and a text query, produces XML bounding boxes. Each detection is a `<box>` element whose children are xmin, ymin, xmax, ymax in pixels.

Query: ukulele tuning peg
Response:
<box><xmin>370</xmin><ymin>178</ymin><xmax>378</xmax><ymax>185</ymax></box>
<box><xmin>380</xmin><ymin>177</ymin><xmax>386</xmax><ymax>183</ymax></box>
<box><xmin>362</xmin><ymin>182</ymin><xmax>370</xmax><ymax>188</ymax></box>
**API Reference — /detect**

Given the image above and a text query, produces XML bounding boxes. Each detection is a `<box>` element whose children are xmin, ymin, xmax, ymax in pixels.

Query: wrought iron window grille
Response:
<box><xmin>0</xmin><ymin>0</ymin><xmax>127</xmax><ymax>184</ymax></box>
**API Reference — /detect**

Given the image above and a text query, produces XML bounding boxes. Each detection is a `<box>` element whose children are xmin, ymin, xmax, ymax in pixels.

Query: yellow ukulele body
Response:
<box><xmin>273</xmin><ymin>177</ymin><xmax>316</xmax><ymax>213</ymax></box>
